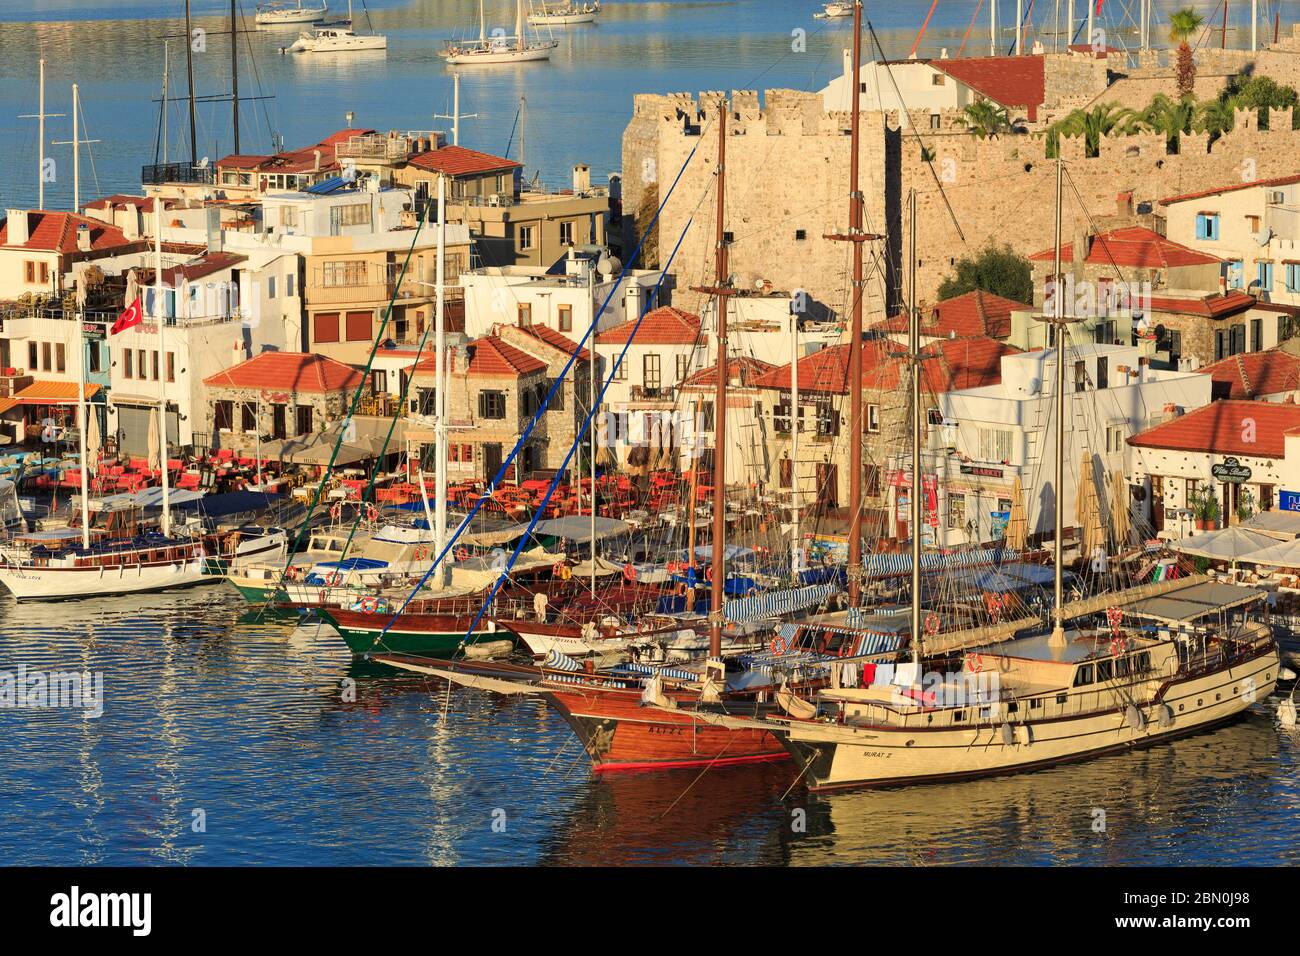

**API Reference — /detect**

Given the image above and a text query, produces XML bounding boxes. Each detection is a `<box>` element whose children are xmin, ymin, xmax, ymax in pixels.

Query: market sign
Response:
<box><xmin>960</xmin><ymin>464</ymin><xmax>1003</xmax><ymax>478</ymax></box>
<box><xmin>1210</xmin><ymin>456</ymin><xmax>1252</xmax><ymax>483</ymax></box>
<box><xmin>1280</xmin><ymin>490</ymin><xmax>1300</xmax><ymax>512</ymax></box>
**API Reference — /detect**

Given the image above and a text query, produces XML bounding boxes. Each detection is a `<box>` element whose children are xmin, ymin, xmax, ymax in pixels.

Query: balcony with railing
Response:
<box><xmin>141</xmin><ymin>163</ymin><xmax>215</xmax><ymax>186</ymax></box>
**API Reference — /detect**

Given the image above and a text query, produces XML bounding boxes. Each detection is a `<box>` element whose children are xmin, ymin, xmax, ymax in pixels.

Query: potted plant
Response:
<box><xmin>1190</xmin><ymin>484</ymin><xmax>1220</xmax><ymax>530</ymax></box>
<box><xmin>1236</xmin><ymin>487</ymin><xmax>1256</xmax><ymax>524</ymax></box>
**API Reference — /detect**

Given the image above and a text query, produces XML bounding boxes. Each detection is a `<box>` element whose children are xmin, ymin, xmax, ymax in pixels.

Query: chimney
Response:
<box><xmin>1072</xmin><ymin>227</ymin><xmax>1091</xmax><ymax>278</ymax></box>
<box><xmin>453</xmin><ymin>344</ymin><xmax>470</xmax><ymax>375</ymax></box>
<box><xmin>345</xmin><ymin>111</ymin><xmax>355</xmax><ymax>127</ymax></box>
<box><xmin>76</xmin><ymin>223</ymin><xmax>91</xmax><ymax>253</ymax></box>
<box><xmin>1162</xmin><ymin>401</ymin><xmax>1181</xmax><ymax>422</ymax></box>
<box><xmin>313</xmin><ymin>150</ymin><xmax>322</xmax><ymax>173</ymax></box>
<box><xmin>1116</xmin><ymin>191</ymin><xmax>1134</xmax><ymax>217</ymax></box>
<box><xmin>5</xmin><ymin>209</ymin><xmax>29</xmax><ymax>245</ymax></box>
<box><xmin>572</xmin><ymin>163</ymin><xmax>591</xmax><ymax>195</ymax></box>
<box><xmin>122</xmin><ymin>210</ymin><xmax>140</xmax><ymax>240</ymax></box>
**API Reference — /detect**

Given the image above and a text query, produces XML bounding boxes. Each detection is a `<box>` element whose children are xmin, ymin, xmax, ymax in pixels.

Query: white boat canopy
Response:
<box><xmin>529</xmin><ymin>515</ymin><xmax>629</xmax><ymax>544</ymax></box>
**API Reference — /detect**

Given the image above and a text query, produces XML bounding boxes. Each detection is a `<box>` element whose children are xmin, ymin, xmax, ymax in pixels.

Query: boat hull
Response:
<box><xmin>781</xmin><ymin>645</ymin><xmax>1281</xmax><ymax>791</ymax></box>
<box><xmin>527</xmin><ymin>13</ymin><xmax>597</xmax><ymax>24</ymax></box>
<box><xmin>0</xmin><ymin>558</ymin><xmax>211</xmax><ymax>601</ymax></box>
<box><xmin>321</xmin><ymin>608</ymin><xmax>506</xmax><ymax>656</ymax></box>
<box><xmin>546</xmin><ymin>685</ymin><xmax>789</xmax><ymax>772</ymax></box>
<box><xmin>442</xmin><ymin>44</ymin><xmax>556</xmax><ymax>64</ymax></box>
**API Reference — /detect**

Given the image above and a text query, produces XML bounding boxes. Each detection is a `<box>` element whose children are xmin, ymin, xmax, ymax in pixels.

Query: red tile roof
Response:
<box><xmin>203</xmin><ymin>352</ymin><xmax>362</xmax><ymax>393</ymax></box>
<box><xmin>156</xmin><ymin>252</ymin><xmax>246</xmax><ymax>286</ymax></box>
<box><xmin>752</xmin><ymin>337</ymin><xmax>1017</xmax><ymax>394</ymax></box>
<box><xmin>216</xmin><ymin>129</ymin><xmax>377</xmax><ymax>177</ymax></box>
<box><xmin>934</xmin><ymin>55</ymin><xmax>1045</xmax><ymax>118</ymax></box>
<box><xmin>1029</xmin><ymin>226</ymin><xmax>1220</xmax><ymax>269</ymax></box>
<box><xmin>595</xmin><ymin>306</ymin><xmax>701</xmax><ymax>346</ymax></box>
<box><xmin>515</xmin><ymin>324</ymin><xmax>591</xmax><ymax>362</ymax></box>
<box><xmin>1146</xmin><ymin>290</ymin><xmax>1257</xmax><ymax>318</ymax></box>
<box><xmin>1160</xmin><ymin>173</ymin><xmax>1300</xmax><ymax>206</ymax></box>
<box><xmin>83</xmin><ymin>194</ymin><xmax>168</xmax><ymax>212</ymax></box>
<box><xmin>414</xmin><ymin>336</ymin><xmax>547</xmax><ymax>377</ymax></box>
<box><xmin>680</xmin><ymin>356</ymin><xmax>775</xmax><ymax>388</ymax></box>
<box><xmin>1128</xmin><ymin>399</ymin><xmax>1300</xmax><ymax>458</ymax></box>
<box><xmin>871</xmin><ymin>289</ymin><xmax>1031</xmax><ymax>339</ymax></box>
<box><xmin>0</xmin><ymin>211</ymin><xmax>133</xmax><ymax>254</ymax></box>
<box><xmin>407</xmin><ymin>145</ymin><xmax>522</xmax><ymax>178</ymax></box>
<box><xmin>1201</xmin><ymin>350</ymin><xmax>1300</xmax><ymax>399</ymax></box>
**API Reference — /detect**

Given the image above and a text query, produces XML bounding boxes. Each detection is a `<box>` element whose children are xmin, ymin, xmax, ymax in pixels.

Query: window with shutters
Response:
<box><xmin>345</xmin><ymin>311</ymin><xmax>372</xmax><ymax>342</ymax></box>
<box><xmin>322</xmin><ymin>261</ymin><xmax>366</xmax><ymax>287</ymax></box>
<box><xmin>27</xmin><ymin>342</ymin><xmax>37</xmax><ymax>371</ymax></box>
<box><xmin>215</xmin><ymin>401</ymin><xmax>233</xmax><ymax>431</ymax></box>
<box><xmin>242</xmin><ymin>403</ymin><xmax>256</xmax><ymax>432</ymax></box>
<box><xmin>557</xmin><ymin>305</ymin><xmax>572</xmax><ymax>332</ymax></box>
<box><xmin>314</xmin><ymin>312</ymin><xmax>340</xmax><ymax>343</ymax></box>
<box><xmin>643</xmin><ymin>353</ymin><xmax>661</xmax><ymax>391</ymax></box>
<box><xmin>478</xmin><ymin>391</ymin><xmax>506</xmax><ymax>419</ymax></box>
<box><xmin>55</xmin><ymin>343</ymin><xmax>66</xmax><ymax>373</ymax></box>
<box><xmin>978</xmin><ymin>428</ymin><xmax>1013</xmax><ymax>463</ymax></box>
<box><xmin>517</xmin><ymin>303</ymin><xmax>532</xmax><ymax>328</ymax></box>
<box><xmin>295</xmin><ymin>405</ymin><xmax>313</xmax><ymax>436</ymax></box>
<box><xmin>779</xmin><ymin>458</ymin><xmax>793</xmax><ymax>488</ymax></box>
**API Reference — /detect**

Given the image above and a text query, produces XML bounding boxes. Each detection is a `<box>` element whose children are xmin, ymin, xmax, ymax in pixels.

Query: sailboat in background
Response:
<box><xmin>443</xmin><ymin>0</ymin><xmax>558</xmax><ymax>64</ymax></box>
<box><xmin>528</xmin><ymin>1</ymin><xmax>601</xmax><ymax>26</ymax></box>
<box><xmin>255</xmin><ymin>1</ymin><xmax>329</xmax><ymax>26</ymax></box>
<box><xmin>283</xmin><ymin>0</ymin><xmax>387</xmax><ymax>53</ymax></box>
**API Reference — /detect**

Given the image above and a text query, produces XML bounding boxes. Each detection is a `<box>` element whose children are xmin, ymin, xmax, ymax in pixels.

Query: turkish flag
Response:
<box><xmin>111</xmin><ymin>296</ymin><xmax>144</xmax><ymax>335</ymax></box>
<box><xmin>1095</xmin><ymin>0</ymin><xmax>1103</xmax><ymax>13</ymax></box>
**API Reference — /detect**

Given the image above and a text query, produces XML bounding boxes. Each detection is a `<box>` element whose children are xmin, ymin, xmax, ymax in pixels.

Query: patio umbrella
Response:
<box><xmin>1110</xmin><ymin>469</ymin><xmax>1130</xmax><ymax>550</ymax></box>
<box><xmin>85</xmin><ymin>401</ymin><xmax>101</xmax><ymax>476</ymax></box>
<box><xmin>125</xmin><ymin>268</ymin><xmax>139</xmax><ymax>307</ymax></box>
<box><xmin>1005</xmin><ymin>474</ymin><xmax>1028</xmax><ymax>551</ymax></box>
<box><xmin>147</xmin><ymin>408</ymin><xmax>161</xmax><ymax>470</ymax></box>
<box><xmin>1170</xmin><ymin>526</ymin><xmax>1276</xmax><ymax>562</ymax></box>
<box><xmin>1077</xmin><ymin>452</ymin><xmax>1104</xmax><ymax>558</ymax></box>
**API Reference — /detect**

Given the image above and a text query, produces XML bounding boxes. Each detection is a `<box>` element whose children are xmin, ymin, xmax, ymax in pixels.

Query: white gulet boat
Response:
<box><xmin>814</xmin><ymin>2</ymin><xmax>854</xmax><ymax>19</ymax></box>
<box><xmin>256</xmin><ymin>1</ymin><xmax>329</xmax><ymax>25</ymax></box>
<box><xmin>283</xmin><ymin>0</ymin><xmax>386</xmax><ymax>53</ymax></box>
<box><xmin>444</xmin><ymin>0</ymin><xmax>558</xmax><ymax>64</ymax></box>
<box><xmin>528</xmin><ymin>1</ymin><xmax>600</xmax><ymax>25</ymax></box>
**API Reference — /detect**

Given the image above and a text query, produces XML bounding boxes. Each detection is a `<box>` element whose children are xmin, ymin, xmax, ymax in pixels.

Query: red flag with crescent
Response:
<box><xmin>111</xmin><ymin>296</ymin><xmax>144</xmax><ymax>335</ymax></box>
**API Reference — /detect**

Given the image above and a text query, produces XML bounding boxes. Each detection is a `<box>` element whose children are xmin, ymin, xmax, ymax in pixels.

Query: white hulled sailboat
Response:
<box><xmin>256</xmin><ymin>1</ymin><xmax>329</xmax><ymax>25</ymax></box>
<box><xmin>283</xmin><ymin>0</ymin><xmax>386</xmax><ymax>53</ymax></box>
<box><xmin>443</xmin><ymin>0</ymin><xmax>558</xmax><ymax>64</ymax></box>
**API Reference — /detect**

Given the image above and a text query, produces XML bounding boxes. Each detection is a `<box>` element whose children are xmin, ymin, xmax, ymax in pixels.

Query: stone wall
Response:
<box><xmin>205</xmin><ymin>386</ymin><xmax>356</xmax><ymax>455</ymax></box>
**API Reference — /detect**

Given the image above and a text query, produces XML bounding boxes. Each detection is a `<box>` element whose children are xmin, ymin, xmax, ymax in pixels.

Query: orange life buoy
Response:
<box><xmin>456</xmin><ymin>546</ymin><xmax>469</xmax><ymax>562</ymax></box>
<box><xmin>770</xmin><ymin>634</ymin><xmax>790</xmax><ymax>655</ymax></box>
<box><xmin>361</xmin><ymin>596</ymin><xmax>378</xmax><ymax>614</ymax></box>
<box><xmin>623</xmin><ymin>563</ymin><xmax>636</xmax><ymax>583</ymax></box>
<box><xmin>969</xmin><ymin>653</ymin><xmax>984</xmax><ymax>673</ymax></box>
<box><xmin>326</xmin><ymin>571</ymin><xmax>343</xmax><ymax>587</ymax></box>
<box><xmin>704</xmin><ymin>564</ymin><xmax>714</xmax><ymax>582</ymax></box>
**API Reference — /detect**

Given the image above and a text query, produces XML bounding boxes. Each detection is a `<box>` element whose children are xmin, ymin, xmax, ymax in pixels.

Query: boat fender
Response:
<box><xmin>1016</xmin><ymin>724</ymin><xmax>1033</xmax><ymax>746</ymax></box>
<box><xmin>1000</xmin><ymin>722</ymin><xmax>1014</xmax><ymax>746</ymax></box>
<box><xmin>1280</xmin><ymin>667</ymin><xmax>1297</xmax><ymax>682</ymax></box>
<box><xmin>1125</xmin><ymin>704</ymin><xmax>1146</xmax><ymax>732</ymax></box>
<box><xmin>1279</xmin><ymin>698</ymin><xmax>1297</xmax><ymax>728</ymax></box>
<box><xmin>1157</xmin><ymin>703</ymin><xmax>1174</xmax><ymax>728</ymax></box>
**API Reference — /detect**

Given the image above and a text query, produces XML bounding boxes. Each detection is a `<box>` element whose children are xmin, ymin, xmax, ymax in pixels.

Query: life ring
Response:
<box><xmin>924</xmin><ymin>612</ymin><xmax>940</xmax><ymax>635</ymax></box>
<box><xmin>704</xmin><ymin>564</ymin><xmax>714</xmax><ymax>582</ymax></box>
<box><xmin>318</xmin><ymin>589</ymin><xmax>328</xmax><ymax>605</ymax></box>
<box><xmin>623</xmin><ymin>563</ymin><xmax>637</xmax><ymax>583</ymax></box>
<box><xmin>360</xmin><ymin>596</ymin><xmax>378</xmax><ymax>614</ymax></box>
<box><xmin>745</xmin><ymin>587</ymin><xmax>757</xmax><ymax>599</ymax></box>
<box><xmin>770</xmin><ymin>633</ymin><xmax>790</xmax><ymax>655</ymax></box>
<box><xmin>326</xmin><ymin>571</ymin><xmax>343</xmax><ymax>587</ymax></box>
<box><xmin>455</xmin><ymin>546</ymin><xmax>469</xmax><ymax>562</ymax></box>
<box><xmin>329</xmin><ymin>503</ymin><xmax>342</xmax><ymax>522</ymax></box>
<box><xmin>413</xmin><ymin>546</ymin><xmax>425</xmax><ymax>561</ymax></box>
<box><xmin>366</xmin><ymin>504</ymin><xmax>380</xmax><ymax>522</ymax></box>
<box><xmin>675</xmin><ymin>582</ymin><xmax>688</xmax><ymax>597</ymax></box>
<box><xmin>552</xmin><ymin>560</ymin><xmax>565</xmax><ymax>576</ymax></box>
<box><xmin>1110</xmin><ymin>636</ymin><xmax>1127</xmax><ymax>657</ymax></box>
<box><xmin>969</xmin><ymin>653</ymin><xmax>984</xmax><ymax>673</ymax></box>
<box><xmin>1106</xmin><ymin>605</ymin><xmax>1124</xmax><ymax>629</ymax></box>
<box><xmin>285</xmin><ymin>566</ymin><xmax>300</xmax><ymax>581</ymax></box>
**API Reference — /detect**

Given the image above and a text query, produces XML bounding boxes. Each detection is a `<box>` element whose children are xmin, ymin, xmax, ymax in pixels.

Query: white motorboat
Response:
<box><xmin>0</xmin><ymin>533</ymin><xmax>210</xmax><ymax>601</ymax></box>
<box><xmin>282</xmin><ymin>0</ymin><xmax>386</xmax><ymax>52</ymax></box>
<box><xmin>256</xmin><ymin>1</ymin><xmax>329</xmax><ymax>25</ymax></box>
<box><xmin>814</xmin><ymin>2</ymin><xmax>854</xmax><ymax>18</ymax></box>
<box><xmin>443</xmin><ymin>0</ymin><xmax>558</xmax><ymax>65</ymax></box>
<box><xmin>527</xmin><ymin>1</ymin><xmax>600</xmax><ymax>25</ymax></box>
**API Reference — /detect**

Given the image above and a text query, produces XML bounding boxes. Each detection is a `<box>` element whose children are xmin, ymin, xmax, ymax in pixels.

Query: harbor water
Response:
<box><xmin>0</xmin><ymin>585</ymin><xmax>1297</xmax><ymax>865</ymax></box>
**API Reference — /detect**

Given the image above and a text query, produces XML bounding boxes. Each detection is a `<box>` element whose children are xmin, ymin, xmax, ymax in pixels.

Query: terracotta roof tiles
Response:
<box><xmin>595</xmin><ymin>306</ymin><xmax>701</xmax><ymax>346</ymax></box>
<box><xmin>203</xmin><ymin>352</ymin><xmax>362</xmax><ymax>393</ymax></box>
<box><xmin>1029</xmin><ymin>226</ymin><xmax>1220</xmax><ymax>269</ymax></box>
<box><xmin>1128</xmin><ymin>399</ymin><xmax>1300</xmax><ymax>458</ymax></box>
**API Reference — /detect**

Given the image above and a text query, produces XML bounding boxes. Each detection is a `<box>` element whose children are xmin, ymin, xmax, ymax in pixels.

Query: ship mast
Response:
<box><xmin>1049</xmin><ymin>157</ymin><xmax>1068</xmax><ymax>646</ymax></box>
<box><xmin>691</xmin><ymin>101</ymin><xmax>734</xmax><ymax>659</ymax></box>
<box><xmin>908</xmin><ymin>189</ymin><xmax>923</xmax><ymax>665</ymax></box>
<box><xmin>825</xmin><ymin>1</ymin><xmax>880</xmax><ymax>608</ymax></box>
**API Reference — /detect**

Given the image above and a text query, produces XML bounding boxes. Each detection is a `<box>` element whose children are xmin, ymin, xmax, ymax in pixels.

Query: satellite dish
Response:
<box><xmin>198</xmin><ymin>156</ymin><xmax>210</xmax><ymax>168</ymax></box>
<box><xmin>754</xmin><ymin>278</ymin><xmax>765</xmax><ymax>290</ymax></box>
<box><xmin>1254</xmin><ymin>227</ymin><xmax>1273</xmax><ymax>246</ymax></box>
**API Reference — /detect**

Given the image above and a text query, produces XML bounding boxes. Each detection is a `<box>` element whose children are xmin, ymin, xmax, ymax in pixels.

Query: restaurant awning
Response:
<box><xmin>1169</xmin><ymin>527</ymin><xmax>1277</xmax><ymax>561</ymax></box>
<box><xmin>13</xmin><ymin>381</ymin><xmax>102</xmax><ymax>405</ymax></box>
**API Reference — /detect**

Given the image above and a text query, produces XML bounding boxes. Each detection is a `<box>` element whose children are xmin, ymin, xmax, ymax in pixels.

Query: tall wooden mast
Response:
<box><xmin>691</xmin><ymin>100</ymin><xmax>735</xmax><ymax>659</ymax></box>
<box><xmin>825</xmin><ymin>1</ymin><xmax>880</xmax><ymax>607</ymax></box>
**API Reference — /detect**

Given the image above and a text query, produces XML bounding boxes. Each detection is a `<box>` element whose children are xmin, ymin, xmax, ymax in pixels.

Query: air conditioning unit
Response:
<box><xmin>1269</xmin><ymin>190</ymin><xmax>1286</xmax><ymax>204</ymax></box>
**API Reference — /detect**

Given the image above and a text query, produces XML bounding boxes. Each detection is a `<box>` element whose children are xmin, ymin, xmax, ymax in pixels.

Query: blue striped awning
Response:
<box><xmin>863</xmin><ymin>547</ymin><xmax>1018</xmax><ymax>578</ymax></box>
<box><xmin>724</xmin><ymin>583</ymin><xmax>838</xmax><ymax>623</ymax></box>
<box><xmin>543</xmin><ymin>649</ymin><xmax>582</xmax><ymax>672</ymax></box>
<box><xmin>613</xmin><ymin>662</ymin><xmax>699</xmax><ymax>682</ymax></box>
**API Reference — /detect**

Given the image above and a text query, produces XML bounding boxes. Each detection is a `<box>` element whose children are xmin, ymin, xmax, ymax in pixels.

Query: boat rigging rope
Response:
<box><xmin>253</xmin><ymin>191</ymin><xmax>431</xmax><ymax>617</ymax></box>
<box><xmin>376</xmin><ymin>134</ymin><xmax>707</xmax><ymax>643</ymax></box>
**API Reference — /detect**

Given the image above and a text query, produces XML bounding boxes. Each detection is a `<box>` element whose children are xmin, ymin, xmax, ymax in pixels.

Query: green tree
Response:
<box><xmin>1225</xmin><ymin>73</ymin><xmax>1300</xmax><ymax>128</ymax></box>
<box><xmin>955</xmin><ymin>100</ymin><xmax>1023</xmax><ymax>139</ymax></box>
<box><xmin>1048</xmin><ymin>103</ymin><xmax>1142</xmax><ymax>158</ymax></box>
<box><xmin>1194</xmin><ymin>96</ymin><xmax>1237</xmax><ymax>143</ymax></box>
<box><xmin>1169</xmin><ymin>9</ymin><xmax>1205</xmax><ymax>99</ymax></box>
<box><xmin>1139</xmin><ymin>93</ymin><xmax>1195</xmax><ymax>152</ymax></box>
<box><xmin>936</xmin><ymin>245</ymin><xmax>1033</xmax><ymax>304</ymax></box>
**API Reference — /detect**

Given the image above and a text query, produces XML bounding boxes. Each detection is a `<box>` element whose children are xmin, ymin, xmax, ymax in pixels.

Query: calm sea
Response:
<box><xmin>0</xmin><ymin>584</ymin><xmax>1297</xmax><ymax>865</ymax></box>
<box><xmin>0</xmin><ymin>1</ymin><xmax>1296</xmax><ymax>866</ymax></box>
<box><xmin>0</xmin><ymin>0</ymin><xmax>1261</xmax><ymax>212</ymax></box>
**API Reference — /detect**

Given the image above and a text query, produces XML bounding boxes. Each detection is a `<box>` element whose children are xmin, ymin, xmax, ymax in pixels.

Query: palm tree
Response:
<box><xmin>1140</xmin><ymin>93</ymin><xmax>1195</xmax><ymax>152</ymax></box>
<box><xmin>1169</xmin><ymin>9</ymin><xmax>1205</xmax><ymax>99</ymax></box>
<box><xmin>954</xmin><ymin>100</ymin><xmax>1023</xmax><ymax>139</ymax></box>
<box><xmin>1194</xmin><ymin>96</ymin><xmax>1237</xmax><ymax>144</ymax></box>
<box><xmin>1050</xmin><ymin>103</ymin><xmax>1142</xmax><ymax>157</ymax></box>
